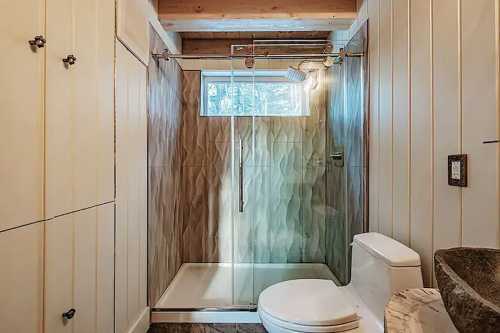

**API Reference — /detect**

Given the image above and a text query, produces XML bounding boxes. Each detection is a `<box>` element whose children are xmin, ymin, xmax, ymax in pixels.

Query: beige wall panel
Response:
<box><xmin>392</xmin><ymin>0</ymin><xmax>410</xmax><ymax>246</ymax></box>
<box><xmin>45</xmin><ymin>204</ymin><xmax>115</xmax><ymax>333</ymax></box>
<box><xmin>45</xmin><ymin>214</ymin><xmax>74</xmax><ymax>333</ymax></box>
<box><xmin>96</xmin><ymin>204</ymin><xmax>115</xmax><ymax>333</ymax></box>
<box><xmin>45</xmin><ymin>0</ymin><xmax>73</xmax><ymax>219</ymax></box>
<box><xmin>461</xmin><ymin>0</ymin><xmax>500</xmax><ymax>248</ymax></box>
<box><xmin>117</xmin><ymin>0</ymin><xmax>150</xmax><ymax>64</ymax></box>
<box><xmin>354</xmin><ymin>0</ymin><xmax>499</xmax><ymax>286</ymax></box>
<box><xmin>46</xmin><ymin>0</ymin><xmax>115</xmax><ymax>218</ymax></box>
<box><xmin>0</xmin><ymin>0</ymin><xmax>45</xmax><ymax>231</ymax></box>
<box><xmin>115</xmin><ymin>41</ymin><xmax>149</xmax><ymax>333</ymax></box>
<box><xmin>73</xmin><ymin>209</ymin><xmax>98</xmax><ymax>333</ymax></box>
<box><xmin>409</xmin><ymin>0</ymin><xmax>433</xmax><ymax>286</ymax></box>
<box><xmin>378</xmin><ymin>0</ymin><xmax>394</xmax><ymax>237</ymax></box>
<box><xmin>96</xmin><ymin>0</ymin><xmax>116</xmax><ymax>205</ymax></box>
<box><xmin>368</xmin><ymin>0</ymin><xmax>380</xmax><ymax>232</ymax></box>
<box><xmin>115</xmin><ymin>42</ymin><xmax>129</xmax><ymax>333</ymax></box>
<box><xmin>432</xmin><ymin>0</ymin><xmax>462</xmax><ymax>254</ymax></box>
<box><xmin>0</xmin><ymin>223</ymin><xmax>44</xmax><ymax>333</ymax></box>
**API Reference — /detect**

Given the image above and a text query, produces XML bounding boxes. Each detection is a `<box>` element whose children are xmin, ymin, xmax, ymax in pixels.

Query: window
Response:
<box><xmin>200</xmin><ymin>71</ymin><xmax>310</xmax><ymax>117</ymax></box>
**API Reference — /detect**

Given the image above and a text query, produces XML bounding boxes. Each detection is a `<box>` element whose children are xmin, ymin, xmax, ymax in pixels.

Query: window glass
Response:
<box><xmin>200</xmin><ymin>71</ymin><xmax>310</xmax><ymax>117</ymax></box>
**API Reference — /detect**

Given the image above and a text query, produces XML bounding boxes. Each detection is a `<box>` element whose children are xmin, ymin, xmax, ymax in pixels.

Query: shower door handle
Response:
<box><xmin>329</xmin><ymin>151</ymin><xmax>344</xmax><ymax>168</ymax></box>
<box><xmin>239</xmin><ymin>138</ymin><xmax>244</xmax><ymax>213</ymax></box>
<box><xmin>329</xmin><ymin>152</ymin><xmax>344</xmax><ymax>160</ymax></box>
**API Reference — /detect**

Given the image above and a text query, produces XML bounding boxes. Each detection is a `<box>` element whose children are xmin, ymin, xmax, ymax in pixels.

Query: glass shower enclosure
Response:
<box><xmin>152</xmin><ymin>26</ymin><xmax>368</xmax><ymax>313</ymax></box>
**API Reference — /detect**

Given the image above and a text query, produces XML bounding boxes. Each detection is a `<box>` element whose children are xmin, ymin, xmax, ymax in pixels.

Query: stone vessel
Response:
<box><xmin>434</xmin><ymin>248</ymin><xmax>500</xmax><ymax>333</ymax></box>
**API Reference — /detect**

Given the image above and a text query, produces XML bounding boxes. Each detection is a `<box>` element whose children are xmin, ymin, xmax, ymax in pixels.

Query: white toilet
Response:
<box><xmin>258</xmin><ymin>233</ymin><xmax>423</xmax><ymax>333</ymax></box>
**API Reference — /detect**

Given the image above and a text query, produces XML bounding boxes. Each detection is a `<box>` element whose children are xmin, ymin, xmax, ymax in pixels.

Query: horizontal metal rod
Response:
<box><xmin>233</xmin><ymin>43</ymin><xmax>333</xmax><ymax>48</ymax></box>
<box><xmin>252</xmin><ymin>39</ymin><xmax>331</xmax><ymax>43</ymax></box>
<box><xmin>152</xmin><ymin>52</ymin><xmax>364</xmax><ymax>60</ymax></box>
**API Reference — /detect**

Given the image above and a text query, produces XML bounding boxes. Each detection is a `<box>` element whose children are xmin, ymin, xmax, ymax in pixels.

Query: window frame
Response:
<box><xmin>200</xmin><ymin>70</ymin><xmax>309</xmax><ymax>117</ymax></box>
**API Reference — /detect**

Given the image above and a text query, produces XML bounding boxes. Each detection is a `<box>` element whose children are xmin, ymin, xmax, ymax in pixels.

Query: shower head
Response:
<box><xmin>286</xmin><ymin>66</ymin><xmax>308</xmax><ymax>82</ymax></box>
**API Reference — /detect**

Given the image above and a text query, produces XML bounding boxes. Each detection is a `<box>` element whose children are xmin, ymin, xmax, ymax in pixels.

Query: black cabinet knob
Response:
<box><xmin>62</xmin><ymin>54</ymin><xmax>77</xmax><ymax>66</ymax></box>
<box><xmin>62</xmin><ymin>308</ymin><xmax>76</xmax><ymax>320</ymax></box>
<box><xmin>29</xmin><ymin>35</ymin><xmax>46</xmax><ymax>48</ymax></box>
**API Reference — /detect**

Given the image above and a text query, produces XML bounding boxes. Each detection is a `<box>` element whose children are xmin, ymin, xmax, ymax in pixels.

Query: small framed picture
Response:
<box><xmin>448</xmin><ymin>154</ymin><xmax>467</xmax><ymax>187</ymax></box>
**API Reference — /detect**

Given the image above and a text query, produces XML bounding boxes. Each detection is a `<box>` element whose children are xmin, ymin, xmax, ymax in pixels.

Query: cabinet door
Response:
<box><xmin>0</xmin><ymin>0</ymin><xmax>45</xmax><ymax>231</ymax></box>
<box><xmin>45</xmin><ymin>213</ymin><xmax>73</xmax><ymax>333</ymax></box>
<box><xmin>0</xmin><ymin>223</ymin><xmax>44</xmax><ymax>333</ymax></box>
<box><xmin>45</xmin><ymin>203</ymin><xmax>115</xmax><ymax>333</ymax></box>
<box><xmin>116</xmin><ymin>0</ymin><xmax>150</xmax><ymax>64</ymax></box>
<box><xmin>45</xmin><ymin>0</ymin><xmax>115</xmax><ymax>218</ymax></box>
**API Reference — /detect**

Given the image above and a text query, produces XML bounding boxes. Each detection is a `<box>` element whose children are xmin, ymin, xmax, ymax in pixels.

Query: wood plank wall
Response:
<box><xmin>338</xmin><ymin>0</ymin><xmax>500</xmax><ymax>286</ymax></box>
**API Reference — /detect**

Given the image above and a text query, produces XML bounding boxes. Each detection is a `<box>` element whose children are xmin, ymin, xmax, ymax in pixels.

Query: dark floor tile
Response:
<box><xmin>148</xmin><ymin>324</ymin><xmax>266</xmax><ymax>333</ymax></box>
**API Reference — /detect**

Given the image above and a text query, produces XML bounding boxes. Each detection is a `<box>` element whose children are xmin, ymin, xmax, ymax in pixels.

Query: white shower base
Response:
<box><xmin>152</xmin><ymin>262</ymin><xmax>337</xmax><ymax>323</ymax></box>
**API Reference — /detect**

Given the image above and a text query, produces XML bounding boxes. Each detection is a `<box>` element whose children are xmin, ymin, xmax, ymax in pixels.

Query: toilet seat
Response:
<box><xmin>258</xmin><ymin>279</ymin><xmax>359</xmax><ymax>332</ymax></box>
<box><xmin>259</xmin><ymin>307</ymin><xmax>359</xmax><ymax>333</ymax></box>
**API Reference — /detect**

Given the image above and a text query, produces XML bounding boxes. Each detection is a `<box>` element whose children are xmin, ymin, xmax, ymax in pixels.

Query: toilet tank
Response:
<box><xmin>350</xmin><ymin>233</ymin><xmax>423</xmax><ymax>323</ymax></box>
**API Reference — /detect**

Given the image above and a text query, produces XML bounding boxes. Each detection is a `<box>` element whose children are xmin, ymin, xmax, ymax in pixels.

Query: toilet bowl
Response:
<box><xmin>258</xmin><ymin>233</ymin><xmax>423</xmax><ymax>333</ymax></box>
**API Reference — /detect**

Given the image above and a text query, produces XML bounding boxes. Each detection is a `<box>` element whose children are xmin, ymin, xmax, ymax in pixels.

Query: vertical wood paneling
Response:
<box><xmin>432</xmin><ymin>0</ymin><xmax>462</xmax><ymax>255</ymax></box>
<box><xmin>45</xmin><ymin>215</ymin><xmax>74</xmax><ymax>333</ymax></box>
<box><xmin>116</xmin><ymin>0</ymin><xmax>150</xmax><ymax>64</ymax></box>
<box><xmin>74</xmin><ymin>209</ymin><xmax>98</xmax><ymax>333</ymax></box>
<box><xmin>461</xmin><ymin>0</ymin><xmax>500</xmax><ymax>248</ymax></box>
<box><xmin>116</xmin><ymin>40</ymin><xmax>149</xmax><ymax>333</ymax></box>
<box><xmin>0</xmin><ymin>224</ymin><xmax>44</xmax><ymax>333</ymax></box>
<box><xmin>45</xmin><ymin>0</ymin><xmax>73</xmax><ymax>218</ymax></box>
<box><xmin>368</xmin><ymin>0</ymin><xmax>380</xmax><ymax>233</ymax></box>
<box><xmin>44</xmin><ymin>204</ymin><xmax>114</xmax><ymax>333</ymax></box>
<box><xmin>0</xmin><ymin>0</ymin><xmax>45</xmax><ymax>231</ymax></box>
<box><xmin>96</xmin><ymin>0</ymin><xmax>117</xmax><ymax>206</ymax></box>
<box><xmin>379</xmin><ymin>0</ymin><xmax>394</xmax><ymax>237</ymax></box>
<box><xmin>45</xmin><ymin>0</ymin><xmax>115</xmax><ymax>218</ymax></box>
<box><xmin>357</xmin><ymin>0</ymin><xmax>499</xmax><ymax>286</ymax></box>
<box><xmin>392</xmin><ymin>0</ymin><xmax>410</xmax><ymax>245</ymax></box>
<box><xmin>409</xmin><ymin>0</ymin><xmax>434</xmax><ymax>286</ymax></box>
<box><xmin>96</xmin><ymin>204</ymin><xmax>115</xmax><ymax>333</ymax></box>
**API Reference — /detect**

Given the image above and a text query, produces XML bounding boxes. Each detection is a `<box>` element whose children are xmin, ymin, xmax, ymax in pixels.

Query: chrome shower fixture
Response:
<box><xmin>286</xmin><ymin>66</ymin><xmax>308</xmax><ymax>82</ymax></box>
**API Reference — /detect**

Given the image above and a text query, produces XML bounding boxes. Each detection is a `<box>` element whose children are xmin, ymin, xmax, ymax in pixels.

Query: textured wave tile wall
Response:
<box><xmin>180</xmin><ymin>70</ymin><xmax>328</xmax><ymax>264</ymax></box>
<box><xmin>325</xmin><ymin>23</ymin><xmax>368</xmax><ymax>284</ymax></box>
<box><xmin>180</xmin><ymin>71</ymin><xmax>233</xmax><ymax>263</ymax></box>
<box><xmin>147</xmin><ymin>28</ymin><xmax>184</xmax><ymax>306</ymax></box>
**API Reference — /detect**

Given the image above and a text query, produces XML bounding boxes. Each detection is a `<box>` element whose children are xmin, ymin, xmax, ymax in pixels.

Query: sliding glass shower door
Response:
<box><xmin>228</xmin><ymin>50</ymin><xmax>335</xmax><ymax>306</ymax></box>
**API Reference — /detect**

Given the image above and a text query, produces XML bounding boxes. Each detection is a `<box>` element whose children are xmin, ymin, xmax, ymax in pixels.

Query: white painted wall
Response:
<box><xmin>115</xmin><ymin>41</ymin><xmax>149</xmax><ymax>333</ymax></box>
<box><xmin>339</xmin><ymin>0</ymin><xmax>500</xmax><ymax>286</ymax></box>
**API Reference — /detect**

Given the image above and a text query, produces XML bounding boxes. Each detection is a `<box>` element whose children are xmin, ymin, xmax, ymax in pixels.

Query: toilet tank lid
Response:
<box><xmin>353</xmin><ymin>233</ymin><xmax>421</xmax><ymax>267</ymax></box>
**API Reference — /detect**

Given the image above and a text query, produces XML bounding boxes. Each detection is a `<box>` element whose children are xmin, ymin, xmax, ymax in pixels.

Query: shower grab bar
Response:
<box><xmin>239</xmin><ymin>138</ymin><xmax>244</xmax><ymax>213</ymax></box>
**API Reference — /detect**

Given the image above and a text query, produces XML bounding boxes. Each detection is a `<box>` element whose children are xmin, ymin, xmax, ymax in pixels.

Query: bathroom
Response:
<box><xmin>0</xmin><ymin>1</ymin><xmax>499</xmax><ymax>333</ymax></box>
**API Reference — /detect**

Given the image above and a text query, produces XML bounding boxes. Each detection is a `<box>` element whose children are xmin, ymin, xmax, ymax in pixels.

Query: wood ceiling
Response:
<box><xmin>157</xmin><ymin>0</ymin><xmax>356</xmax><ymax>55</ymax></box>
<box><xmin>180</xmin><ymin>32</ymin><xmax>334</xmax><ymax>56</ymax></box>
<box><xmin>158</xmin><ymin>0</ymin><xmax>356</xmax><ymax>32</ymax></box>
<box><xmin>158</xmin><ymin>0</ymin><xmax>357</xmax><ymax>20</ymax></box>
<box><xmin>179</xmin><ymin>31</ymin><xmax>331</xmax><ymax>40</ymax></box>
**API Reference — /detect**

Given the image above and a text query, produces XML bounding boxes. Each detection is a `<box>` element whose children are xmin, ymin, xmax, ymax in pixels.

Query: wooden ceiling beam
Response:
<box><xmin>182</xmin><ymin>39</ymin><xmax>332</xmax><ymax>56</ymax></box>
<box><xmin>183</xmin><ymin>39</ymin><xmax>253</xmax><ymax>55</ymax></box>
<box><xmin>180</xmin><ymin>31</ymin><xmax>332</xmax><ymax>40</ymax></box>
<box><xmin>158</xmin><ymin>0</ymin><xmax>356</xmax><ymax>20</ymax></box>
<box><xmin>158</xmin><ymin>0</ymin><xmax>356</xmax><ymax>32</ymax></box>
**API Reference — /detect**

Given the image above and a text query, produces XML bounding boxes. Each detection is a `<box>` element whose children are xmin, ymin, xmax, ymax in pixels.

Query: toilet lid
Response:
<box><xmin>258</xmin><ymin>279</ymin><xmax>358</xmax><ymax>327</ymax></box>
